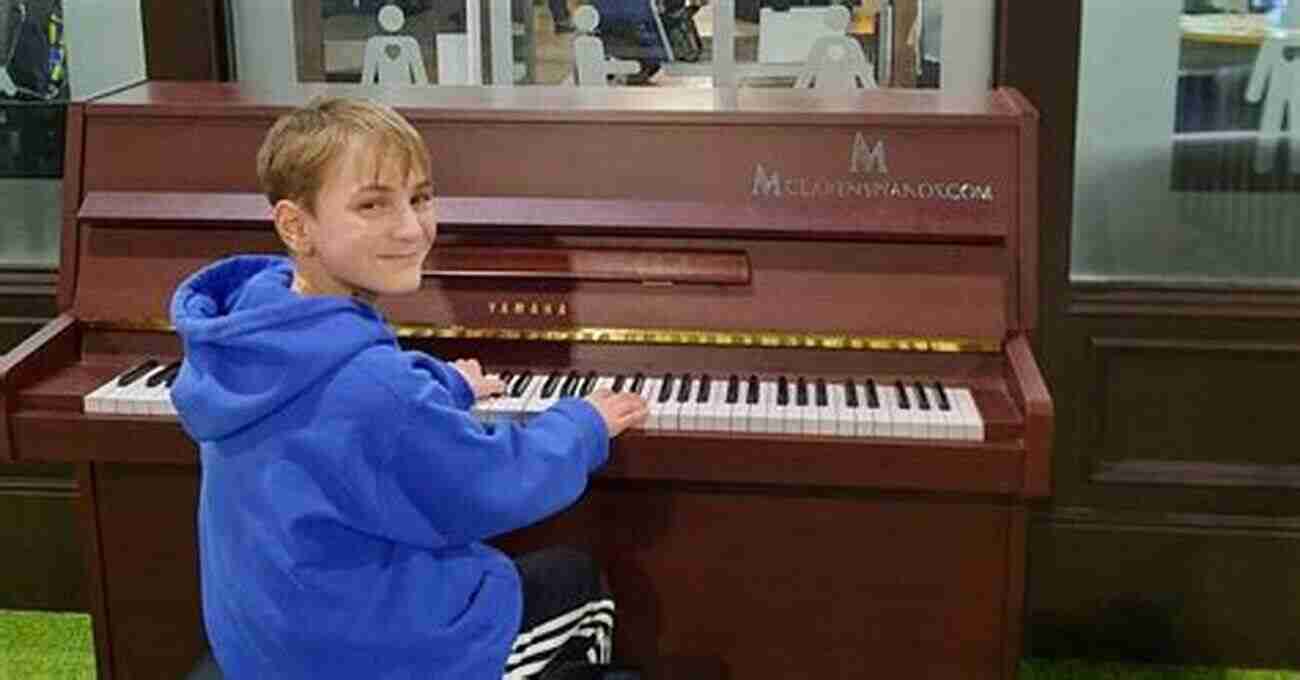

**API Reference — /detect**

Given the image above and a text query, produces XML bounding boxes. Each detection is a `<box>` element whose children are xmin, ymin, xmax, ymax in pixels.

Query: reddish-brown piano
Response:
<box><xmin>0</xmin><ymin>81</ymin><xmax>1050</xmax><ymax>679</ymax></box>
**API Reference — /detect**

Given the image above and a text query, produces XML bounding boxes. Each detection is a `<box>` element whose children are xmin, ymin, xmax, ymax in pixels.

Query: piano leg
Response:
<box><xmin>77</xmin><ymin>463</ymin><xmax>205</xmax><ymax>680</ymax></box>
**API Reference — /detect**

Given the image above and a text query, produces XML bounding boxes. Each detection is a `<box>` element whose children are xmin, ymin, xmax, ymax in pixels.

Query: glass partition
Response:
<box><xmin>1073</xmin><ymin>0</ymin><xmax>1299</xmax><ymax>287</ymax></box>
<box><xmin>0</xmin><ymin>0</ymin><xmax>145</xmax><ymax>270</ymax></box>
<box><xmin>232</xmin><ymin>0</ymin><xmax>987</xmax><ymax>92</ymax></box>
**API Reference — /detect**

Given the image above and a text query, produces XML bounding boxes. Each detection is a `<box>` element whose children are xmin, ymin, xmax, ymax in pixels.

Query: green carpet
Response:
<box><xmin>0</xmin><ymin>610</ymin><xmax>95</xmax><ymax>680</ymax></box>
<box><xmin>2</xmin><ymin>609</ymin><xmax>1299</xmax><ymax>679</ymax></box>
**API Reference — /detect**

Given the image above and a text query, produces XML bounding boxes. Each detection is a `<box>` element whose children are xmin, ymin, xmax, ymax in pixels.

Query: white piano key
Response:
<box><xmin>785</xmin><ymin>379</ymin><xmax>806</xmax><ymax>434</ymax></box>
<box><xmin>758</xmin><ymin>379</ymin><xmax>783</xmax><ymax>434</ymax></box>
<box><xmin>501</xmin><ymin>374</ymin><xmax>544</xmax><ymax>420</ymax></box>
<box><xmin>141</xmin><ymin>367</ymin><xmax>178</xmax><ymax>416</ymax></box>
<box><xmin>857</xmin><ymin>380</ymin><xmax>886</xmax><ymax>438</ymax></box>
<box><xmin>700</xmin><ymin>378</ymin><xmax>730</xmax><ymax>431</ymax></box>
<box><xmin>793</xmin><ymin>378</ymin><xmax>819</xmax><ymax>435</ymax></box>
<box><xmin>633</xmin><ymin>377</ymin><xmax>661</xmax><ymax>431</ymax></box>
<box><xmin>770</xmin><ymin>377</ymin><xmax>797</xmax><ymax>435</ymax></box>
<box><xmin>525</xmin><ymin>372</ymin><xmax>567</xmax><ymax>415</ymax></box>
<box><xmin>813</xmin><ymin>380</ymin><xmax>838</xmax><ymax>436</ymax></box>
<box><xmin>890</xmin><ymin>382</ymin><xmax>924</xmax><ymax>439</ymax></box>
<box><xmin>83</xmin><ymin>375</ymin><xmax>122</xmax><ymax>415</ymax></box>
<box><xmin>729</xmin><ymin>377</ymin><xmax>754</xmax><ymax>433</ymax></box>
<box><xmin>590</xmin><ymin>375</ymin><xmax>616</xmax><ymax>395</ymax></box>
<box><xmin>119</xmin><ymin>366</ymin><xmax>171</xmax><ymax>416</ymax></box>
<box><xmin>676</xmin><ymin>375</ymin><xmax>698</xmax><ymax>431</ymax></box>
<box><xmin>910</xmin><ymin>383</ymin><xmax>938</xmax><ymax>439</ymax></box>
<box><xmin>927</xmin><ymin>384</ymin><xmax>958</xmax><ymax>440</ymax></box>
<box><xmin>831</xmin><ymin>381</ymin><xmax>854</xmax><ymax>437</ymax></box>
<box><xmin>877</xmin><ymin>382</ymin><xmax>904</xmax><ymax>438</ymax></box>
<box><xmin>951</xmin><ymin>388</ymin><xmax>984</xmax><ymax>441</ymax></box>
<box><xmin>647</xmin><ymin>375</ymin><xmax>676</xmax><ymax>431</ymax></box>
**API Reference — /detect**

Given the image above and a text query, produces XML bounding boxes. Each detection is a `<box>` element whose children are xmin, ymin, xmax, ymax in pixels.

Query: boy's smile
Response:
<box><xmin>283</xmin><ymin>136</ymin><xmax>436</xmax><ymax>301</ymax></box>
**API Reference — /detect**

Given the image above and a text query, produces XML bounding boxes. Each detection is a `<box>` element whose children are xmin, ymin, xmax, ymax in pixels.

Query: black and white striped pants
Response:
<box><xmin>503</xmin><ymin>547</ymin><xmax>615</xmax><ymax>680</ymax></box>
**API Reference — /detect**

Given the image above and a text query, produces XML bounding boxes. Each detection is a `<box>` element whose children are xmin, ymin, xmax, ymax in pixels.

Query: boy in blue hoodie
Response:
<box><xmin>169</xmin><ymin>96</ymin><xmax>649</xmax><ymax>679</ymax></box>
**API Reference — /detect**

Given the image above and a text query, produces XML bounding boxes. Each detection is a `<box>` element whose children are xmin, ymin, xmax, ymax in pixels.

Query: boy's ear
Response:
<box><xmin>271</xmin><ymin>199</ymin><xmax>315</xmax><ymax>257</ymax></box>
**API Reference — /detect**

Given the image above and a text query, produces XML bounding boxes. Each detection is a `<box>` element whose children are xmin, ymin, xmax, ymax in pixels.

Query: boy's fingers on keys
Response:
<box><xmin>609</xmin><ymin>394</ymin><xmax>648</xmax><ymax>423</ymax></box>
<box><xmin>623</xmin><ymin>402</ymin><xmax>649</xmax><ymax>427</ymax></box>
<box><xmin>480</xmin><ymin>378</ymin><xmax>507</xmax><ymax>396</ymax></box>
<box><xmin>612</xmin><ymin>392</ymin><xmax>647</xmax><ymax>412</ymax></box>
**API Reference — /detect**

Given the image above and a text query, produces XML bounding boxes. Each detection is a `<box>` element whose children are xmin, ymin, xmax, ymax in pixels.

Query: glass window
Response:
<box><xmin>0</xmin><ymin>0</ymin><xmax>145</xmax><ymax>270</ymax></box>
<box><xmin>1073</xmin><ymin>0</ymin><xmax>1299</xmax><ymax>287</ymax></box>
<box><xmin>230</xmin><ymin>0</ymin><xmax>987</xmax><ymax>92</ymax></box>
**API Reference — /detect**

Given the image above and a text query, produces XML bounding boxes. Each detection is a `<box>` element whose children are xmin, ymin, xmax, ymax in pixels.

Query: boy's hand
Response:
<box><xmin>450</xmin><ymin>359</ymin><xmax>506</xmax><ymax>400</ymax></box>
<box><xmin>584</xmin><ymin>389</ymin><xmax>649</xmax><ymax>437</ymax></box>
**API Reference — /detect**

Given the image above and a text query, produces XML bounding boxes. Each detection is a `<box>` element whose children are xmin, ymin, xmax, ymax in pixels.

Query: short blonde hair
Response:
<box><xmin>256</xmin><ymin>96</ymin><xmax>431</xmax><ymax>213</ymax></box>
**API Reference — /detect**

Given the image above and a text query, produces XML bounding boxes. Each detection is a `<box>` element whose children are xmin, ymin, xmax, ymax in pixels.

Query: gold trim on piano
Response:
<box><xmin>89</xmin><ymin>319</ymin><xmax>999</xmax><ymax>353</ymax></box>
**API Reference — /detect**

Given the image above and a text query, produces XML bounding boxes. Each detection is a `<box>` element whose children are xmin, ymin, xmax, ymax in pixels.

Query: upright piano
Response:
<box><xmin>0</xmin><ymin>81</ymin><xmax>1050</xmax><ymax>679</ymax></box>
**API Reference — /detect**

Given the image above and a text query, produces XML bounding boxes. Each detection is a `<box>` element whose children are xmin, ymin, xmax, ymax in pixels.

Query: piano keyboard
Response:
<box><xmin>475</xmin><ymin>371</ymin><xmax>985</xmax><ymax>441</ymax></box>
<box><xmin>83</xmin><ymin>359</ymin><xmax>181</xmax><ymax>416</ymax></box>
<box><xmin>82</xmin><ymin>362</ymin><xmax>985</xmax><ymax>441</ymax></box>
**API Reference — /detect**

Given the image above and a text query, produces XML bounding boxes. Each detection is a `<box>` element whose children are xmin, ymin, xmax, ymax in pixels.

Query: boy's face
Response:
<box><xmin>294</xmin><ymin>137</ymin><xmax>436</xmax><ymax>299</ymax></box>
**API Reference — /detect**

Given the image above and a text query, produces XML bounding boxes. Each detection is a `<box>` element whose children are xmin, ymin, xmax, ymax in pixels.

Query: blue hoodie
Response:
<box><xmin>169</xmin><ymin>255</ymin><xmax>610</xmax><ymax>679</ymax></box>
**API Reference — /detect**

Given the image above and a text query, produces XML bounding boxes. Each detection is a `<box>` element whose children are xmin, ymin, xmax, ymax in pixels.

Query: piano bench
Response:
<box><xmin>184</xmin><ymin>651</ymin><xmax>223</xmax><ymax>680</ymax></box>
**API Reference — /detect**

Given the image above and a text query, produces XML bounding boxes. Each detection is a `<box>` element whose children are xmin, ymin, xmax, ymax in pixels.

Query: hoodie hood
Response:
<box><xmin>170</xmin><ymin>255</ymin><xmax>391</xmax><ymax>442</ymax></box>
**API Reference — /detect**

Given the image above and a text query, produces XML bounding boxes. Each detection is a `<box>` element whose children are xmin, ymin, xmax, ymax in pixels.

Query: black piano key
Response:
<box><xmin>580</xmin><ymin>371</ymin><xmax>598</xmax><ymax>396</ymax></box>
<box><xmin>726</xmin><ymin>375</ymin><xmax>740</xmax><ymax>404</ymax></box>
<box><xmin>560</xmin><ymin>371</ymin><xmax>581</xmax><ymax>397</ymax></box>
<box><xmin>934</xmin><ymin>381</ymin><xmax>951</xmax><ymax>411</ymax></box>
<box><xmin>777</xmin><ymin>375</ymin><xmax>789</xmax><ymax>406</ymax></box>
<box><xmin>511</xmin><ymin>372</ymin><xmax>534</xmax><ymax>397</ymax></box>
<box><xmin>541</xmin><ymin>372</ymin><xmax>563</xmax><ymax>398</ymax></box>
<box><xmin>612</xmin><ymin>374</ymin><xmax>627</xmax><ymax>393</ymax></box>
<box><xmin>676</xmin><ymin>374</ymin><xmax>693</xmax><ymax>403</ymax></box>
<box><xmin>894</xmin><ymin>380</ymin><xmax>910</xmax><ymax>409</ymax></box>
<box><xmin>658</xmin><ymin>374</ymin><xmax>675</xmax><ymax>403</ymax></box>
<box><xmin>815</xmin><ymin>379</ymin><xmax>828</xmax><ymax>407</ymax></box>
<box><xmin>866</xmin><ymin>379</ymin><xmax>880</xmax><ymax>409</ymax></box>
<box><xmin>498</xmin><ymin>370</ymin><xmax>515</xmax><ymax>388</ymax></box>
<box><xmin>630</xmin><ymin>373</ymin><xmax>646</xmax><ymax>394</ymax></box>
<box><xmin>746</xmin><ymin>375</ymin><xmax>760</xmax><ymax>405</ymax></box>
<box><xmin>696</xmin><ymin>374</ymin><xmax>711</xmax><ymax>403</ymax></box>
<box><xmin>146</xmin><ymin>361</ymin><xmax>181</xmax><ymax>388</ymax></box>
<box><xmin>117</xmin><ymin>359</ymin><xmax>160</xmax><ymax>387</ymax></box>
<box><xmin>914</xmin><ymin>381</ymin><xmax>930</xmax><ymax>410</ymax></box>
<box><xmin>164</xmin><ymin>366</ymin><xmax>182</xmax><ymax>388</ymax></box>
<box><xmin>795</xmin><ymin>377</ymin><xmax>809</xmax><ymax>407</ymax></box>
<box><xmin>844</xmin><ymin>379</ymin><xmax>860</xmax><ymax>409</ymax></box>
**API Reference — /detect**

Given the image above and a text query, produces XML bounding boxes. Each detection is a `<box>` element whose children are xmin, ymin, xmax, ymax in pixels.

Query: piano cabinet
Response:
<box><xmin>0</xmin><ymin>81</ymin><xmax>1049</xmax><ymax>679</ymax></box>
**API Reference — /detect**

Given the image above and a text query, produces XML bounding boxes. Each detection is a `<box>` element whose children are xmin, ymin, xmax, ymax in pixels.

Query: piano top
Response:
<box><xmin>87</xmin><ymin>80</ymin><xmax>1036</xmax><ymax>125</ymax></box>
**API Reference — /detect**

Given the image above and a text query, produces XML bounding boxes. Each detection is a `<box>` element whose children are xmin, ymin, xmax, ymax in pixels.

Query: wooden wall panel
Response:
<box><xmin>0</xmin><ymin>470</ymin><xmax>84</xmax><ymax>610</ymax></box>
<box><xmin>1027</xmin><ymin>514</ymin><xmax>1300</xmax><ymax>666</ymax></box>
<box><xmin>1089</xmin><ymin>337</ymin><xmax>1300</xmax><ymax>484</ymax></box>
